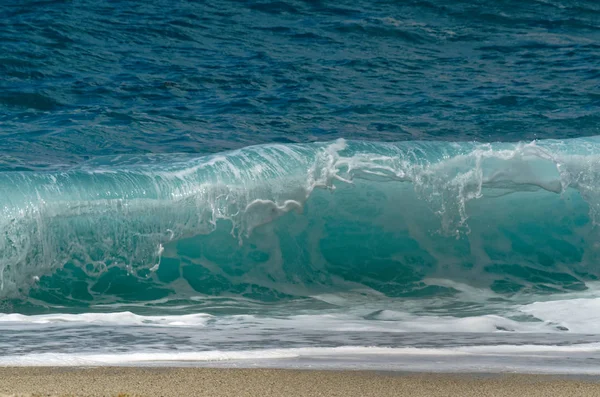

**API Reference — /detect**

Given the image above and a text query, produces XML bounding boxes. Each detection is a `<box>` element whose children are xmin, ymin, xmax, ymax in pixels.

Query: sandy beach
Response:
<box><xmin>0</xmin><ymin>367</ymin><xmax>599</xmax><ymax>397</ymax></box>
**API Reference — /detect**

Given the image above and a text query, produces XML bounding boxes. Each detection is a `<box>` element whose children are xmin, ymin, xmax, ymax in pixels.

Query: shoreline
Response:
<box><xmin>1</xmin><ymin>367</ymin><xmax>600</xmax><ymax>397</ymax></box>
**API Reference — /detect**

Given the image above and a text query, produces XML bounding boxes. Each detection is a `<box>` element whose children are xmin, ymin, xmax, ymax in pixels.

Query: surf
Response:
<box><xmin>2</xmin><ymin>137</ymin><xmax>600</xmax><ymax>310</ymax></box>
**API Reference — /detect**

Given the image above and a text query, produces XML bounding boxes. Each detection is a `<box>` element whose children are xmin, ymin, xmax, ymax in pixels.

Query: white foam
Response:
<box><xmin>2</xmin><ymin>344</ymin><xmax>600</xmax><ymax>367</ymax></box>
<box><xmin>0</xmin><ymin>308</ymin><xmax>567</xmax><ymax>333</ymax></box>
<box><xmin>236</xmin><ymin>311</ymin><xmax>551</xmax><ymax>333</ymax></box>
<box><xmin>0</xmin><ymin>311</ymin><xmax>211</xmax><ymax>327</ymax></box>
<box><xmin>519</xmin><ymin>297</ymin><xmax>600</xmax><ymax>333</ymax></box>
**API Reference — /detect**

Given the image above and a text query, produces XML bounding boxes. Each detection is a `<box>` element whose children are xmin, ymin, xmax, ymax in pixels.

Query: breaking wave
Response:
<box><xmin>2</xmin><ymin>137</ymin><xmax>600</xmax><ymax>309</ymax></box>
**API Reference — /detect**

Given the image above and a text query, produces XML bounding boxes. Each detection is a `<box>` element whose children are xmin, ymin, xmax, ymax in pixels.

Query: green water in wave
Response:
<box><xmin>2</xmin><ymin>139</ymin><xmax>600</xmax><ymax>312</ymax></box>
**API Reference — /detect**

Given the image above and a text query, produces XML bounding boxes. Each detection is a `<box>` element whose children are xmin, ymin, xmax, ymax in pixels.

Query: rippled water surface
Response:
<box><xmin>2</xmin><ymin>0</ymin><xmax>599</xmax><ymax>170</ymax></box>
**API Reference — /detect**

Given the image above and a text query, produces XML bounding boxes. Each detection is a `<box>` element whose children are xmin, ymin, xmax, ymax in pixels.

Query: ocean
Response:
<box><xmin>1</xmin><ymin>0</ymin><xmax>600</xmax><ymax>373</ymax></box>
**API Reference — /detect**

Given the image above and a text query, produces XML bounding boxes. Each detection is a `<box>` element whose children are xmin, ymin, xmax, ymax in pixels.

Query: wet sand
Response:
<box><xmin>0</xmin><ymin>367</ymin><xmax>599</xmax><ymax>397</ymax></box>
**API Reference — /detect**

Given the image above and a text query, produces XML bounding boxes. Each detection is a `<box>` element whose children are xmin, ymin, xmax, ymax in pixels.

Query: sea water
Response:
<box><xmin>1</xmin><ymin>0</ymin><xmax>600</xmax><ymax>373</ymax></box>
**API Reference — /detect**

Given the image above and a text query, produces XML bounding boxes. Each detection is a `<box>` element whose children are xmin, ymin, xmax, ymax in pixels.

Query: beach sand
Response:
<box><xmin>0</xmin><ymin>367</ymin><xmax>600</xmax><ymax>397</ymax></box>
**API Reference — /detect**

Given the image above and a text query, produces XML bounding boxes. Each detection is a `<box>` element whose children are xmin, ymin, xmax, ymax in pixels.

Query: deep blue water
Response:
<box><xmin>2</xmin><ymin>0</ymin><xmax>599</xmax><ymax>171</ymax></box>
<box><xmin>2</xmin><ymin>0</ymin><xmax>600</xmax><ymax>371</ymax></box>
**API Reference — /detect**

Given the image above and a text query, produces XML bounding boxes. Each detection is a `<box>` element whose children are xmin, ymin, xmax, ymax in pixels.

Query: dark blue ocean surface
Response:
<box><xmin>2</xmin><ymin>0</ymin><xmax>599</xmax><ymax>171</ymax></box>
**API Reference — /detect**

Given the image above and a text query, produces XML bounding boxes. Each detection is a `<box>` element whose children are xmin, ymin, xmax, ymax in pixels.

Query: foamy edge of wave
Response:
<box><xmin>0</xmin><ymin>311</ymin><xmax>212</xmax><ymax>327</ymax></box>
<box><xmin>3</xmin><ymin>344</ymin><xmax>600</xmax><ymax>367</ymax></box>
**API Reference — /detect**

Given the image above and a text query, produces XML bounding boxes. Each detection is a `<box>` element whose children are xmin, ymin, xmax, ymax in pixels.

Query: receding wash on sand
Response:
<box><xmin>2</xmin><ymin>0</ymin><xmax>600</xmax><ymax>394</ymax></box>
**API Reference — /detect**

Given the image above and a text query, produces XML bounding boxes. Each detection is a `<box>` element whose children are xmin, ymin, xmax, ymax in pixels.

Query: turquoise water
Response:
<box><xmin>2</xmin><ymin>0</ymin><xmax>600</xmax><ymax>371</ymax></box>
<box><xmin>3</xmin><ymin>137</ymin><xmax>600</xmax><ymax>311</ymax></box>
